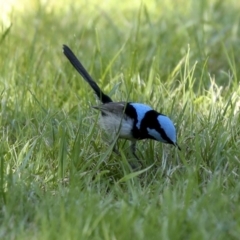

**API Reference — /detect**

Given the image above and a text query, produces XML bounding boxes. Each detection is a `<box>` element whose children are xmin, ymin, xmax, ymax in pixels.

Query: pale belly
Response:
<box><xmin>99</xmin><ymin>114</ymin><xmax>134</xmax><ymax>140</ymax></box>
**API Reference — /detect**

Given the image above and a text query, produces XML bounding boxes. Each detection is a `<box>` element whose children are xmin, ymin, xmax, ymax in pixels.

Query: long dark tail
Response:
<box><xmin>62</xmin><ymin>44</ymin><xmax>113</xmax><ymax>103</ymax></box>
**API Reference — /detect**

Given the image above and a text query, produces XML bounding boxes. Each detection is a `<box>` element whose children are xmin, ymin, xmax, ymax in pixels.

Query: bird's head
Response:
<box><xmin>147</xmin><ymin>114</ymin><xmax>181</xmax><ymax>150</ymax></box>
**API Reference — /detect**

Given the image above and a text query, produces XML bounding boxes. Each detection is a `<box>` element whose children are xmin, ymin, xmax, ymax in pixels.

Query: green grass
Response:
<box><xmin>1</xmin><ymin>0</ymin><xmax>240</xmax><ymax>239</ymax></box>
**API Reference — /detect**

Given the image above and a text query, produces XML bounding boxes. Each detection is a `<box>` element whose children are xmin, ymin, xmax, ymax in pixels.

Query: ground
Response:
<box><xmin>0</xmin><ymin>0</ymin><xmax>240</xmax><ymax>239</ymax></box>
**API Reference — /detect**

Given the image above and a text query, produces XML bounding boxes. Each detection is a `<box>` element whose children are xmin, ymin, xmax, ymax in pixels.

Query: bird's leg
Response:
<box><xmin>109</xmin><ymin>137</ymin><xmax>120</xmax><ymax>155</ymax></box>
<box><xmin>110</xmin><ymin>139</ymin><xmax>142</xmax><ymax>170</ymax></box>
<box><xmin>130</xmin><ymin>141</ymin><xmax>139</xmax><ymax>160</ymax></box>
<box><xmin>113</xmin><ymin>143</ymin><xmax>120</xmax><ymax>155</ymax></box>
<box><xmin>130</xmin><ymin>141</ymin><xmax>143</xmax><ymax>169</ymax></box>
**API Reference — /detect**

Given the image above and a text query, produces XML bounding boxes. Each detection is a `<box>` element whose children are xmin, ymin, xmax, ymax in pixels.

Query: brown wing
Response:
<box><xmin>92</xmin><ymin>102</ymin><xmax>127</xmax><ymax>116</ymax></box>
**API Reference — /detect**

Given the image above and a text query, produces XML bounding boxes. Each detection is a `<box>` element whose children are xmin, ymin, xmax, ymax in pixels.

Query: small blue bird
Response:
<box><xmin>63</xmin><ymin>45</ymin><xmax>180</xmax><ymax>161</ymax></box>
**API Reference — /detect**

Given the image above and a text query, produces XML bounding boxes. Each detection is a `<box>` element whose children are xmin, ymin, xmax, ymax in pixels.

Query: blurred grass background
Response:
<box><xmin>1</xmin><ymin>0</ymin><xmax>240</xmax><ymax>239</ymax></box>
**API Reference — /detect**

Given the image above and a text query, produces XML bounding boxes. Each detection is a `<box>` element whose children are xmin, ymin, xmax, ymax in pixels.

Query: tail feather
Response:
<box><xmin>62</xmin><ymin>44</ymin><xmax>112</xmax><ymax>103</ymax></box>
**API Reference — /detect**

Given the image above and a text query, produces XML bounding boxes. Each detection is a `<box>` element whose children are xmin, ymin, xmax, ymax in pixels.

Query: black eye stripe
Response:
<box><xmin>158</xmin><ymin>127</ymin><xmax>174</xmax><ymax>144</ymax></box>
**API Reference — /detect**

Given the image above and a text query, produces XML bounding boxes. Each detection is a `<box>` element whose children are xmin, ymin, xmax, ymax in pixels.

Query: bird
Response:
<box><xmin>62</xmin><ymin>44</ymin><xmax>180</xmax><ymax>164</ymax></box>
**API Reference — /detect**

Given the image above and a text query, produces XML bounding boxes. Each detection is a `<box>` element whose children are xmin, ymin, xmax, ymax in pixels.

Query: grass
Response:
<box><xmin>1</xmin><ymin>0</ymin><xmax>240</xmax><ymax>239</ymax></box>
